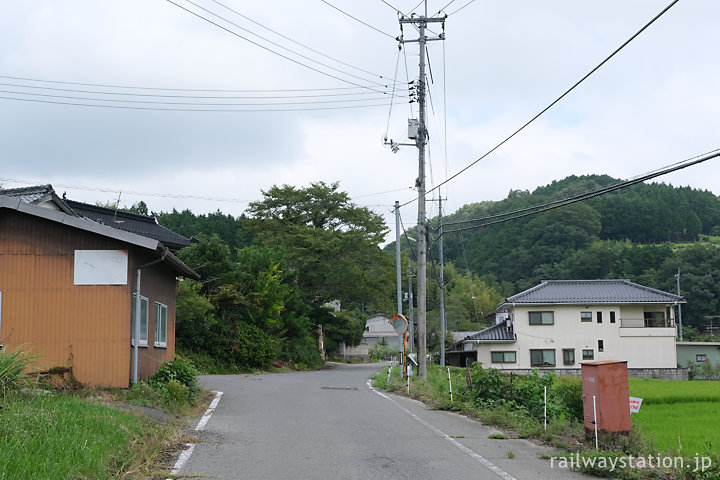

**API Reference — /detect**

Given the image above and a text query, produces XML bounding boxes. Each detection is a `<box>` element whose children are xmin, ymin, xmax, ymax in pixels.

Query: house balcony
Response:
<box><xmin>620</xmin><ymin>317</ymin><xmax>674</xmax><ymax>328</ymax></box>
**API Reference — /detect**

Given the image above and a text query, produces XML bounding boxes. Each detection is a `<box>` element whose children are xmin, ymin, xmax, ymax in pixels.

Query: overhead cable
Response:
<box><xmin>435</xmin><ymin>148</ymin><xmax>720</xmax><ymax>237</ymax></box>
<box><xmin>401</xmin><ymin>0</ymin><xmax>681</xmax><ymax>208</ymax></box>
<box><xmin>320</xmin><ymin>0</ymin><xmax>396</xmax><ymax>39</ymax></box>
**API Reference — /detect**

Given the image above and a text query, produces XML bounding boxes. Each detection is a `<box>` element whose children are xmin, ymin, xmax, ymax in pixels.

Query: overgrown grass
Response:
<box><xmin>0</xmin><ymin>392</ymin><xmax>174</xmax><ymax>480</ymax></box>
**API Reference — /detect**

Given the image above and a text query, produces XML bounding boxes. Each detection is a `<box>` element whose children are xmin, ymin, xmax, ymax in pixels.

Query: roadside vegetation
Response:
<box><xmin>372</xmin><ymin>363</ymin><xmax>720</xmax><ymax>479</ymax></box>
<box><xmin>0</xmin><ymin>348</ymin><xmax>201</xmax><ymax>479</ymax></box>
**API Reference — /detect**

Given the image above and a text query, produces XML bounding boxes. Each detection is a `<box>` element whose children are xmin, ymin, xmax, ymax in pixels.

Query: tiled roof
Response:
<box><xmin>65</xmin><ymin>200</ymin><xmax>191</xmax><ymax>251</ymax></box>
<box><xmin>506</xmin><ymin>279</ymin><xmax>684</xmax><ymax>305</ymax></box>
<box><xmin>0</xmin><ymin>184</ymin><xmax>75</xmax><ymax>215</ymax></box>
<box><xmin>463</xmin><ymin>322</ymin><xmax>516</xmax><ymax>343</ymax></box>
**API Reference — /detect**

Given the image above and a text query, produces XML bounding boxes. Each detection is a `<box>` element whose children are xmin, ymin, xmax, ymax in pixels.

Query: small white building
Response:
<box><xmin>363</xmin><ymin>314</ymin><xmax>402</xmax><ymax>348</ymax></box>
<box><xmin>455</xmin><ymin>280</ymin><xmax>684</xmax><ymax>369</ymax></box>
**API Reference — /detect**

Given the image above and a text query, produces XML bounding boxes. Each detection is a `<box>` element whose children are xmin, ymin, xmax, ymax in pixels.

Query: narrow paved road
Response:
<box><xmin>179</xmin><ymin>363</ymin><xmax>587</xmax><ymax>479</ymax></box>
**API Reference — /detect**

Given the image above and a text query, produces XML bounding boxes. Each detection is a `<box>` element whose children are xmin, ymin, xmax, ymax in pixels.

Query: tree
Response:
<box><xmin>245</xmin><ymin>182</ymin><xmax>394</xmax><ymax>312</ymax></box>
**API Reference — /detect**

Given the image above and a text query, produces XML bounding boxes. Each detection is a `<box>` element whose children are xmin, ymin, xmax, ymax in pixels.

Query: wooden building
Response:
<box><xmin>0</xmin><ymin>191</ymin><xmax>197</xmax><ymax>387</ymax></box>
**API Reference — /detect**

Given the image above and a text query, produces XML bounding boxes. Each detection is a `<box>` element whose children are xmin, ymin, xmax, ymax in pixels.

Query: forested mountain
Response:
<box><xmin>392</xmin><ymin>175</ymin><xmax>720</xmax><ymax>340</ymax></box>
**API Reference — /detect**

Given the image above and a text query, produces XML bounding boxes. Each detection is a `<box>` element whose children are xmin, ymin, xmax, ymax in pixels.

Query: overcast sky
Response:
<box><xmin>2</xmin><ymin>0</ymin><xmax>719</xmax><ymax>242</ymax></box>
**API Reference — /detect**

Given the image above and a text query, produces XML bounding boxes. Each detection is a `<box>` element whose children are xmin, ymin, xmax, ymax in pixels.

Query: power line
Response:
<box><xmin>0</xmin><ymin>94</ymin><xmax>393</xmax><ymax>112</ymax></box>
<box><xmin>211</xmin><ymin>0</ymin><xmax>396</xmax><ymax>78</ymax></box>
<box><xmin>173</xmin><ymin>0</ymin><xmax>397</xmax><ymax>88</ymax></box>
<box><xmin>0</xmin><ymin>74</ymin><xmax>394</xmax><ymax>94</ymax></box>
<box><xmin>435</xmin><ymin>148</ymin><xmax>720</xmax><ymax>237</ymax></box>
<box><xmin>447</xmin><ymin>0</ymin><xmax>477</xmax><ymax>16</ymax></box>
<box><xmin>0</xmin><ymin>80</ymin><xmax>408</xmax><ymax>100</ymax></box>
<box><xmin>400</xmin><ymin>0</ymin><xmax>681</xmax><ymax>208</ymax></box>
<box><xmin>165</xmin><ymin>0</ymin><xmax>395</xmax><ymax>92</ymax></box>
<box><xmin>320</xmin><ymin>0</ymin><xmax>396</xmax><ymax>40</ymax></box>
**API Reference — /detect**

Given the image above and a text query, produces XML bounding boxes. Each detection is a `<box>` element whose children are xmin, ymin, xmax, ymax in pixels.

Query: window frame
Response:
<box><xmin>491</xmin><ymin>351</ymin><xmax>517</xmax><ymax>364</ymax></box>
<box><xmin>530</xmin><ymin>349</ymin><xmax>556</xmax><ymax>367</ymax></box>
<box><xmin>580</xmin><ymin>311</ymin><xmax>592</xmax><ymax>323</ymax></box>
<box><xmin>597</xmin><ymin>311</ymin><xmax>603</xmax><ymax>323</ymax></box>
<box><xmin>562</xmin><ymin>348</ymin><xmax>575</xmax><ymax>365</ymax></box>
<box><xmin>582</xmin><ymin>349</ymin><xmax>594</xmax><ymax>360</ymax></box>
<box><xmin>696</xmin><ymin>354</ymin><xmax>707</xmax><ymax>363</ymax></box>
<box><xmin>131</xmin><ymin>294</ymin><xmax>149</xmax><ymax>347</ymax></box>
<box><xmin>529</xmin><ymin>311</ymin><xmax>554</xmax><ymax>325</ymax></box>
<box><xmin>598</xmin><ymin>339</ymin><xmax>604</xmax><ymax>352</ymax></box>
<box><xmin>610</xmin><ymin>311</ymin><xmax>616</xmax><ymax>324</ymax></box>
<box><xmin>154</xmin><ymin>302</ymin><xmax>168</xmax><ymax>348</ymax></box>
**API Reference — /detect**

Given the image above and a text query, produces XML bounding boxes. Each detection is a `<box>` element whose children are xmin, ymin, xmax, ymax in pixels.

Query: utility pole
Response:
<box><xmin>439</xmin><ymin>194</ymin><xmax>446</xmax><ymax>366</ymax></box>
<box><xmin>675</xmin><ymin>267</ymin><xmax>683</xmax><ymax>341</ymax></box>
<box><xmin>407</xmin><ymin>264</ymin><xmax>415</xmax><ymax>352</ymax></box>
<box><xmin>394</xmin><ymin>4</ymin><xmax>446</xmax><ymax>380</ymax></box>
<box><xmin>395</xmin><ymin>201</ymin><xmax>402</xmax><ymax>316</ymax></box>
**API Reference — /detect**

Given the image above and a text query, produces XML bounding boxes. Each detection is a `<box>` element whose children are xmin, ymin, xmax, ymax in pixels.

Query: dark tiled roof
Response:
<box><xmin>506</xmin><ymin>279</ymin><xmax>684</xmax><ymax>305</ymax></box>
<box><xmin>65</xmin><ymin>200</ymin><xmax>191</xmax><ymax>251</ymax></box>
<box><xmin>464</xmin><ymin>321</ymin><xmax>516</xmax><ymax>343</ymax></box>
<box><xmin>0</xmin><ymin>184</ymin><xmax>75</xmax><ymax>215</ymax></box>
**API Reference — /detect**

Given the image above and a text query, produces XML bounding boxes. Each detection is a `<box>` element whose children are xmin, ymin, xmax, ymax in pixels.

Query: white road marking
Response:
<box><xmin>367</xmin><ymin>380</ymin><xmax>518</xmax><ymax>480</ymax></box>
<box><xmin>165</xmin><ymin>390</ymin><xmax>223</xmax><ymax>479</ymax></box>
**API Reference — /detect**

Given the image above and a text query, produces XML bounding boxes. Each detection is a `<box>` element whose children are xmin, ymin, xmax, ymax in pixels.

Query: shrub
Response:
<box><xmin>0</xmin><ymin>347</ymin><xmax>35</xmax><ymax>396</ymax></box>
<box><xmin>149</xmin><ymin>356</ymin><xmax>199</xmax><ymax>401</ymax></box>
<box><xmin>231</xmin><ymin>322</ymin><xmax>275</xmax><ymax>370</ymax></box>
<box><xmin>551</xmin><ymin>376</ymin><xmax>584</xmax><ymax>422</ymax></box>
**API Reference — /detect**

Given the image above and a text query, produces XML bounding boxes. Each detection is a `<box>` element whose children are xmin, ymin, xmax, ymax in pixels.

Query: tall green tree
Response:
<box><xmin>246</xmin><ymin>182</ymin><xmax>394</xmax><ymax>312</ymax></box>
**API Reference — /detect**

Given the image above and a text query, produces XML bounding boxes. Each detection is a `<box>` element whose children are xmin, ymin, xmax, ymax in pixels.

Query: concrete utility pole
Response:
<box><xmin>395</xmin><ymin>201</ymin><xmax>402</xmax><ymax>316</ymax></box>
<box><xmin>407</xmin><ymin>264</ymin><xmax>415</xmax><ymax>352</ymax></box>
<box><xmin>675</xmin><ymin>267</ymin><xmax>683</xmax><ymax>341</ymax></box>
<box><xmin>439</xmin><ymin>194</ymin><xmax>446</xmax><ymax>366</ymax></box>
<box><xmin>397</xmin><ymin>5</ymin><xmax>446</xmax><ymax>379</ymax></box>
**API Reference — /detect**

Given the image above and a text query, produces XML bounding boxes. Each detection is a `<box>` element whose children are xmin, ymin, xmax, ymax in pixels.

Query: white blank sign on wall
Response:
<box><xmin>74</xmin><ymin>250</ymin><xmax>128</xmax><ymax>285</ymax></box>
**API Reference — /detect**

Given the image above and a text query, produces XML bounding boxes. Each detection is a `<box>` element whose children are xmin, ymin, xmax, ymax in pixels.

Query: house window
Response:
<box><xmin>563</xmin><ymin>349</ymin><xmax>575</xmax><ymax>365</ymax></box>
<box><xmin>597</xmin><ymin>312</ymin><xmax>603</xmax><ymax>323</ymax></box>
<box><xmin>610</xmin><ymin>311</ymin><xmax>616</xmax><ymax>324</ymax></box>
<box><xmin>155</xmin><ymin>302</ymin><xmax>168</xmax><ymax>348</ymax></box>
<box><xmin>131</xmin><ymin>294</ymin><xmax>148</xmax><ymax>346</ymax></box>
<box><xmin>581</xmin><ymin>312</ymin><xmax>592</xmax><ymax>323</ymax></box>
<box><xmin>582</xmin><ymin>349</ymin><xmax>594</xmax><ymax>360</ymax></box>
<box><xmin>529</xmin><ymin>311</ymin><xmax>554</xmax><ymax>325</ymax></box>
<box><xmin>530</xmin><ymin>349</ymin><xmax>556</xmax><ymax>367</ymax></box>
<box><xmin>491</xmin><ymin>351</ymin><xmax>516</xmax><ymax>363</ymax></box>
<box><xmin>697</xmin><ymin>354</ymin><xmax>707</xmax><ymax>363</ymax></box>
<box><xmin>598</xmin><ymin>340</ymin><xmax>604</xmax><ymax>352</ymax></box>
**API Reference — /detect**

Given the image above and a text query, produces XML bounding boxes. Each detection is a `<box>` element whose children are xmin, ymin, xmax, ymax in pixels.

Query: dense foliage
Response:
<box><xmin>393</xmin><ymin>176</ymin><xmax>720</xmax><ymax>337</ymax></box>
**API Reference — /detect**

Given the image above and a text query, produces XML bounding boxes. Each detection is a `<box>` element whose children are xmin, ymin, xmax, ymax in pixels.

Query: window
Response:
<box><xmin>491</xmin><ymin>351</ymin><xmax>516</xmax><ymax>363</ymax></box>
<box><xmin>131</xmin><ymin>294</ymin><xmax>148</xmax><ymax>346</ymax></box>
<box><xmin>155</xmin><ymin>302</ymin><xmax>168</xmax><ymax>348</ymax></box>
<box><xmin>563</xmin><ymin>349</ymin><xmax>575</xmax><ymax>365</ymax></box>
<box><xmin>697</xmin><ymin>354</ymin><xmax>707</xmax><ymax>363</ymax></box>
<box><xmin>581</xmin><ymin>311</ymin><xmax>592</xmax><ymax>323</ymax></box>
<box><xmin>582</xmin><ymin>349</ymin><xmax>594</xmax><ymax>360</ymax></box>
<box><xmin>598</xmin><ymin>340</ymin><xmax>604</xmax><ymax>352</ymax></box>
<box><xmin>610</xmin><ymin>311</ymin><xmax>616</xmax><ymax>324</ymax></box>
<box><xmin>597</xmin><ymin>312</ymin><xmax>603</xmax><ymax>323</ymax></box>
<box><xmin>529</xmin><ymin>311</ymin><xmax>554</xmax><ymax>325</ymax></box>
<box><xmin>530</xmin><ymin>349</ymin><xmax>556</xmax><ymax>367</ymax></box>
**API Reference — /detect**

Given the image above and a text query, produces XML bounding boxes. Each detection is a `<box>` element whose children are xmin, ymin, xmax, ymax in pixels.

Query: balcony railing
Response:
<box><xmin>620</xmin><ymin>316</ymin><xmax>674</xmax><ymax>328</ymax></box>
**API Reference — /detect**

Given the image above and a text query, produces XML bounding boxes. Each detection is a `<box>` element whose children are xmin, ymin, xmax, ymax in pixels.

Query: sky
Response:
<box><xmin>1</xmin><ymin>0</ymin><xmax>719</xmax><ymax>244</ymax></box>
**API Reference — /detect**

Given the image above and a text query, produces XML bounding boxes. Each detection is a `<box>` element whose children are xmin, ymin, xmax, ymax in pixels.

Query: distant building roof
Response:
<box><xmin>461</xmin><ymin>321</ymin><xmax>516</xmax><ymax>344</ymax></box>
<box><xmin>451</xmin><ymin>331</ymin><xmax>479</xmax><ymax>343</ymax></box>
<box><xmin>0</xmin><ymin>184</ymin><xmax>192</xmax><ymax>251</ymax></box>
<box><xmin>504</xmin><ymin>279</ymin><xmax>684</xmax><ymax>306</ymax></box>
<box><xmin>65</xmin><ymin>200</ymin><xmax>191</xmax><ymax>251</ymax></box>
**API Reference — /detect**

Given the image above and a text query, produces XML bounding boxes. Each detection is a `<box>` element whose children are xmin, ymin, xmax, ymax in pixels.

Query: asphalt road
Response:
<box><xmin>178</xmin><ymin>363</ymin><xmax>588</xmax><ymax>479</ymax></box>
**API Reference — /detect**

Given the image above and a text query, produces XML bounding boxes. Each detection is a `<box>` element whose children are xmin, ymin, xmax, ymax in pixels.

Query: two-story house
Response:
<box><xmin>454</xmin><ymin>279</ymin><xmax>684</xmax><ymax>369</ymax></box>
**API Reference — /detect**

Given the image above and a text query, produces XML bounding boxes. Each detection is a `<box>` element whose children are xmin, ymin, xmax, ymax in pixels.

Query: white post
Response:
<box><xmin>593</xmin><ymin>395</ymin><xmax>599</xmax><ymax>450</ymax></box>
<box><xmin>448</xmin><ymin>367</ymin><xmax>453</xmax><ymax>403</ymax></box>
<box><xmin>407</xmin><ymin>374</ymin><xmax>410</xmax><ymax>394</ymax></box>
<box><xmin>544</xmin><ymin>386</ymin><xmax>547</xmax><ymax>431</ymax></box>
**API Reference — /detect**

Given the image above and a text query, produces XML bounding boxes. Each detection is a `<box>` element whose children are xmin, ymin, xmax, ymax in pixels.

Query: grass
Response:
<box><xmin>0</xmin><ymin>392</ymin><xmax>175</xmax><ymax>480</ymax></box>
<box><xmin>628</xmin><ymin>378</ymin><xmax>720</xmax><ymax>455</ymax></box>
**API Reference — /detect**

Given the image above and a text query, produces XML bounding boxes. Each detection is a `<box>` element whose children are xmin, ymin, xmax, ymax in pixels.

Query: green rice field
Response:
<box><xmin>629</xmin><ymin>378</ymin><xmax>720</xmax><ymax>455</ymax></box>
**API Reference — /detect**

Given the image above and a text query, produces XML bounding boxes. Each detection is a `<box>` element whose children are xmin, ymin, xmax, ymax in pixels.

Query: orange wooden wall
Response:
<box><xmin>0</xmin><ymin>210</ymin><xmax>176</xmax><ymax>387</ymax></box>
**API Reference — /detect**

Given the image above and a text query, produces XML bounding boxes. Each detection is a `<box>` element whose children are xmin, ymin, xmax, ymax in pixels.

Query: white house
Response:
<box><xmin>455</xmin><ymin>280</ymin><xmax>684</xmax><ymax>369</ymax></box>
<box><xmin>363</xmin><ymin>314</ymin><xmax>402</xmax><ymax>348</ymax></box>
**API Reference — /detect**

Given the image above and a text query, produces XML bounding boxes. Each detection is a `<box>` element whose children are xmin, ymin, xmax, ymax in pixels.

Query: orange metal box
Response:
<box><xmin>581</xmin><ymin>360</ymin><xmax>631</xmax><ymax>434</ymax></box>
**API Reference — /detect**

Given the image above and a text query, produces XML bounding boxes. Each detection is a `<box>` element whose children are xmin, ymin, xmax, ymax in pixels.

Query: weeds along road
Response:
<box><xmin>179</xmin><ymin>363</ymin><xmax>587</xmax><ymax>480</ymax></box>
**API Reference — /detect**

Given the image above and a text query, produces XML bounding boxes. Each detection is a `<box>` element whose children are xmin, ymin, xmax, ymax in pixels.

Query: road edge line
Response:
<box><xmin>166</xmin><ymin>390</ymin><xmax>224</xmax><ymax>479</ymax></box>
<box><xmin>366</xmin><ymin>380</ymin><xmax>518</xmax><ymax>480</ymax></box>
